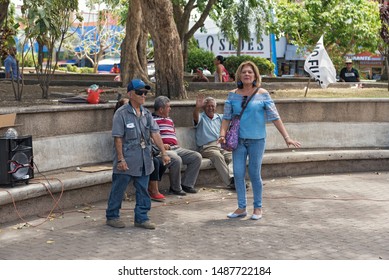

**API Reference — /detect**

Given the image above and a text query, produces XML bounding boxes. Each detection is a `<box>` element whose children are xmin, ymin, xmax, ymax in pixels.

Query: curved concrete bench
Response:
<box><xmin>14</xmin><ymin>121</ymin><xmax>389</xmax><ymax>185</ymax></box>
<box><xmin>28</xmin><ymin>122</ymin><xmax>389</xmax><ymax>174</ymax></box>
<box><xmin>24</xmin><ymin>122</ymin><xmax>389</xmax><ymax>191</ymax></box>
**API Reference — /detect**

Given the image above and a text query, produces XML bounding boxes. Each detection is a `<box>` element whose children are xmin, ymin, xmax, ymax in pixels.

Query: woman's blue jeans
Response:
<box><xmin>106</xmin><ymin>173</ymin><xmax>151</xmax><ymax>224</ymax></box>
<box><xmin>232</xmin><ymin>138</ymin><xmax>265</xmax><ymax>210</ymax></box>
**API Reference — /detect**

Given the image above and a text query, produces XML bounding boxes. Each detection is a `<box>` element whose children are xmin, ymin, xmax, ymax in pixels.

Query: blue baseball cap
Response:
<box><xmin>127</xmin><ymin>79</ymin><xmax>151</xmax><ymax>92</ymax></box>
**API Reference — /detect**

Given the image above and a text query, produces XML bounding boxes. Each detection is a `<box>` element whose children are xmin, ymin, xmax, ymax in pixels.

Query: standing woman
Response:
<box><xmin>218</xmin><ymin>61</ymin><xmax>301</xmax><ymax>220</ymax></box>
<box><xmin>214</xmin><ymin>55</ymin><xmax>229</xmax><ymax>83</ymax></box>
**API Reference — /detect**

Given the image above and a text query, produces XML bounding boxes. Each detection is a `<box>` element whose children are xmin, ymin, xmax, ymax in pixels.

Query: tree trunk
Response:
<box><xmin>379</xmin><ymin>0</ymin><xmax>389</xmax><ymax>88</ymax></box>
<box><xmin>41</xmin><ymin>83</ymin><xmax>49</xmax><ymax>99</ymax></box>
<box><xmin>120</xmin><ymin>0</ymin><xmax>149</xmax><ymax>87</ymax></box>
<box><xmin>141</xmin><ymin>0</ymin><xmax>186</xmax><ymax>99</ymax></box>
<box><xmin>237</xmin><ymin>34</ymin><xmax>242</xmax><ymax>56</ymax></box>
<box><xmin>0</xmin><ymin>0</ymin><xmax>10</xmax><ymax>28</ymax></box>
<box><xmin>384</xmin><ymin>55</ymin><xmax>389</xmax><ymax>91</ymax></box>
<box><xmin>38</xmin><ymin>42</ymin><xmax>44</xmax><ymax>73</ymax></box>
<box><xmin>173</xmin><ymin>1</ymin><xmax>192</xmax><ymax>70</ymax></box>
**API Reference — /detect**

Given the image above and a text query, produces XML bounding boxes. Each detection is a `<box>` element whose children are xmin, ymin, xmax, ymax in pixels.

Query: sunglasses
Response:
<box><xmin>134</xmin><ymin>90</ymin><xmax>148</xmax><ymax>96</ymax></box>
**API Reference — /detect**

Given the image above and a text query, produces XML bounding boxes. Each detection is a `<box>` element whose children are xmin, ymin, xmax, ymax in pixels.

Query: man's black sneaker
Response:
<box><xmin>182</xmin><ymin>185</ymin><xmax>198</xmax><ymax>193</ymax></box>
<box><xmin>169</xmin><ymin>188</ymin><xmax>187</xmax><ymax>196</ymax></box>
<box><xmin>228</xmin><ymin>177</ymin><xmax>235</xmax><ymax>189</ymax></box>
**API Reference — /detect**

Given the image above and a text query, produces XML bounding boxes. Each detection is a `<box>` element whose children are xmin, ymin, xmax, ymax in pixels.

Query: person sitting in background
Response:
<box><xmin>228</xmin><ymin>72</ymin><xmax>235</xmax><ymax>82</ymax></box>
<box><xmin>214</xmin><ymin>55</ymin><xmax>229</xmax><ymax>83</ymax></box>
<box><xmin>114</xmin><ymin>97</ymin><xmax>129</xmax><ymax>113</ymax></box>
<box><xmin>202</xmin><ymin>66</ymin><xmax>212</xmax><ymax>76</ymax></box>
<box><xmin>192</xmin><ymin>67</ymin><xmax>209</xmax><ymax>82</ymax></box>
<box><xmin>339</xmin><ymin>59</ymin><xmax>360</xmax><ymax>83</ymax></box>
<box><xmin>110</xmin><ymin>63</ymin><xmax>120</xmax><ymax>74</ymax></box>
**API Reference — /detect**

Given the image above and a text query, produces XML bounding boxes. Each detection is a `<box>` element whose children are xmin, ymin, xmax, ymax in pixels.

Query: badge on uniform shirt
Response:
<box><xmin>126</xmin><ymin>123</ymin><xmax>135</xmax><ymax>128</ymax></box>
<box><xmin>140</xmin><ymin>139</ymin><xmax>146</xmax><ymax>149</ymax></box>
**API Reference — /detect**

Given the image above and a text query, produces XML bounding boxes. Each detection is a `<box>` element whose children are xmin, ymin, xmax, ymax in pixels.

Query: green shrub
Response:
<box><xmin>187</xmin><ymin>48</ymin><xmax>275</xmax><ymax>78</ymax></box>
<box><xmin>224</xmin><ymin>55</ymin><xmax>275</xmax><ymax>78</ymax></box>
<box><xmin>16</xmin><ymin>52</ymin><xmax>36</xmax><ymax>67</ymax></box>
<box><xmin>59</xmin><ymin>65</ymin><xmax>93</xmax><ymax>73</ymax></box>
<box><xmin>186</xmin><ymin>47</ymin><xmax>215</xmax><ymax>73</ymax></box>
<box><xmin>79</xmin><ymin>67</ymin><xmax>94</xmax><ymax>74</ymax></box>
<box><xmin>66</xmin><ymin>64</ymin><xmax>74</xmax><ymax>72</ymax></box>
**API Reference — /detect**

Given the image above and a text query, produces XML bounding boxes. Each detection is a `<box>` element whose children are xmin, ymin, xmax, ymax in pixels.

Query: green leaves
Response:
<box><xmin>19</xmin><ymin>0</ymin><xmax>80</xmax><ymax>98</ymax></box>
<box><xmin>271</xmin><ymin>0</ymin><xmax>381</xmax><ymax>69</ymax></box>
<box><xmin>216</xmin><ymin>0</ymin><xmax>270</xmax><ymax>54</ymax></box>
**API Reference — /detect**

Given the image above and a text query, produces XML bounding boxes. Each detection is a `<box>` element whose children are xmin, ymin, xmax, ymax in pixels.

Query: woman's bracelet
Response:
<box><xmin>161</xmin><ymin>154</ymin><xmax>169</xmax><ymax>157</ymax></box>
<box><xmin>118</xmin><ymin>159</ymin><xmax>125</xmax><ymax>163</ymax></box>
<box><xmin>219</xmin><ymin>135</ymin><xmax>225</xmax><ymax>138</ymax></box>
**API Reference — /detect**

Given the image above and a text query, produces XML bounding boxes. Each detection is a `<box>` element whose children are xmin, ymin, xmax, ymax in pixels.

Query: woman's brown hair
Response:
<box><xmin>235</xmin><ymin>61</ymin><xmax>262</xmax><ymax>87</ymax></box>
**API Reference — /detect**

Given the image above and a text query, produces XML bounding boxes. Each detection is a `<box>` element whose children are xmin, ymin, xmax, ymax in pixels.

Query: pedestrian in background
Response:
<box><xmin>110</xmin><ymin>63</ymin><xmax>120</xmax><ymax>74</ymax></box>
<box><xmin>4</xmin><ymin>46</ymin><xmax>20</xmax><ymax>80</ymax></box>
<box><xmin>339</xmin><ymin>59</ymin><xmax>360</xmax><ymax>83</ymax></box>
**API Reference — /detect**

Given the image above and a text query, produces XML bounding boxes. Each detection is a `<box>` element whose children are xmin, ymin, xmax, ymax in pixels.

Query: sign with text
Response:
<box><xmin>195</xmin><ymin>33</ymin><xmax>286</xmax><ymax>58</ymax></box>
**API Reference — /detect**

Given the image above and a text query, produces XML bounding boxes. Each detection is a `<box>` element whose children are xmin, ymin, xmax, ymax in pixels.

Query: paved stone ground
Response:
<box><xmin>1</xmin><ymin>172</ymin><xmax>389</xmax><ymax>260</ymax></box>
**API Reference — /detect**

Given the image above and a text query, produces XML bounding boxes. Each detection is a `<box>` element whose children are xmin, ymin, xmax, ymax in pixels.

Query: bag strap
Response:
<box><xmin>238</xmin><ymin>87</ymin><xmax>260</xmax><ymax>118</ymax></box>
<box><xmin>223</xmin><ymin>65</ymin><xmax>229</xmax><ymax>75</ymax></box>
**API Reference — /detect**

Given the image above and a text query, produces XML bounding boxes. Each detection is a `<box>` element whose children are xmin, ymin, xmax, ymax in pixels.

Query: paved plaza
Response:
<box><xmin>1</xmin><ymin>171</ymin><xmax>389</xmax><ymax>260</ymax></box>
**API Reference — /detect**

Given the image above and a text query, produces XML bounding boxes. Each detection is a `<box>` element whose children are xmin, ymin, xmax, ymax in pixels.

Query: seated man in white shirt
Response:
<box><xmin>202</xmin><ymin>66</ymin><xmax>212</xmax><ymax>76</ymax></box>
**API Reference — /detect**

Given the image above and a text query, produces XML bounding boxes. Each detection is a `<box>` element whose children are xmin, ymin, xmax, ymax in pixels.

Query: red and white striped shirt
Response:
<box><xmin>152</xmin><ymin>114</ymin><xmax>178</xmax><ymax>146</ymax></box>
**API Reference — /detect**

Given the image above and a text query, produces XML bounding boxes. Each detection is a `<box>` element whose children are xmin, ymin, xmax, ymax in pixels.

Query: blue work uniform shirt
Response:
<box><xmin>111</xmin><ymin>103</ymin><xmax>160</xmax><ymax>176</ymax></box>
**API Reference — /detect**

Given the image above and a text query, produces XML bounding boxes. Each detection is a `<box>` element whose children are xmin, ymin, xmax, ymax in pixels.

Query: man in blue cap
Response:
<box><xmin>106</xmin><ymin>79</ymin><xmax>170</xmax><ymax>229</ymax></box>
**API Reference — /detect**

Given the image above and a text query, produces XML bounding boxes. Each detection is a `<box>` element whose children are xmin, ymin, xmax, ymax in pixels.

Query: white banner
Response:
<box><xmin>304</xmin><ymin>35</ymin><xmax>337</xmax><ymax>88</ymax></box>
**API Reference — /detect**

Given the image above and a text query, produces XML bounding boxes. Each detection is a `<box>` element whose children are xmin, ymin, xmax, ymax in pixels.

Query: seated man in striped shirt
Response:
<box><xmin>153</xmin><ymin>96</ymin><xmax>202</xmax><ymax>195</ymax></box>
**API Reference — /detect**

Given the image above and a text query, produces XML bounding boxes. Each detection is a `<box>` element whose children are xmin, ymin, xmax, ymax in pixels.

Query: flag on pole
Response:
<box><xmin>304</xmin><ymin>35</ymin><xmax>337</xmax><ymax>88</ymax></box>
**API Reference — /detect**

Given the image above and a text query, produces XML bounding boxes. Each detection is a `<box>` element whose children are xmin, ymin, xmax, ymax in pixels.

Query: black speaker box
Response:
<box><xmin>0</xmin><ymin>136</ymin><xmax>34</xmax><ymax>187</ymax></box>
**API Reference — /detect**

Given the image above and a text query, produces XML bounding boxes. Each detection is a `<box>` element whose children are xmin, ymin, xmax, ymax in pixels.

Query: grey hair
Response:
<box><xmin>154</xmin><ymin>96</ymin><xmax>171</xmax><ymax>111</ymax></box>
<box><xmin>204</xmin><ymin>97</ymin><xmax>217</xmax><ymax>107</ymax></box>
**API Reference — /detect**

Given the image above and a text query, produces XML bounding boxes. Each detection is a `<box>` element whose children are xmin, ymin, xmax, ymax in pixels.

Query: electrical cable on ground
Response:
<box><xmin>0</xmin><ymin>162</ymin><xmax>65</xmax><ymax>227</ymax></box>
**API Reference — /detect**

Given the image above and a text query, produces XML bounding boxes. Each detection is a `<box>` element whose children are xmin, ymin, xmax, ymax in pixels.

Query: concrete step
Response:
<box><xmin>1</xmin><ymin>148</ymin><xmax>389</xmax><ymax>224</ymax></box>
